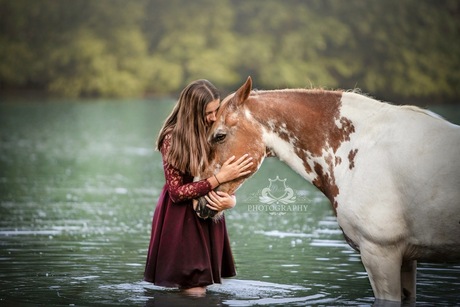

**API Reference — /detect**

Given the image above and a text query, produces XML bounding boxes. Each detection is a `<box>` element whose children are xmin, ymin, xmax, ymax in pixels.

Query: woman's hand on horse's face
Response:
<box><xmin>205</xmin><ymin>191</ymin><xmax>235</xmax><ymax>212</ymax></box>
<box><xmin>217</xmin><ymin>154</ymin><xmax>253</xmax><ymax>183</ymax></box>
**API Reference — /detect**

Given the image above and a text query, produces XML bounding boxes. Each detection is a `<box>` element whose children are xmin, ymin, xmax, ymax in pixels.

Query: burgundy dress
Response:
<box><xmin>144</xmin><ymin>134</ymin><xmax>236</xmax><ymax>288</ymax></box>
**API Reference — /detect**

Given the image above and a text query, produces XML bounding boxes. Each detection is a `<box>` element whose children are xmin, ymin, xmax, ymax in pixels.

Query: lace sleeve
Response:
<box><xmin>161</xmin><ymin>134</ymin><xmax>212</xmax><ymax>203</ymax></box>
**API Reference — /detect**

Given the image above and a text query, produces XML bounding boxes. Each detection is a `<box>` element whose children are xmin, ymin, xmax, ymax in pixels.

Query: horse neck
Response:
<box><xmin>248</xmin><ymin>90</ymin><xmax>358</xmax><ymax>205</ymax></box>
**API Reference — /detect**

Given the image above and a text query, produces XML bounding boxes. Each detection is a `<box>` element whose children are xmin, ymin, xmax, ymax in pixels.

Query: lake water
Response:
<box><xmin>0</xmin><ymin>98</ymin><xmax>459</xmax><ymax>306</ymax></box>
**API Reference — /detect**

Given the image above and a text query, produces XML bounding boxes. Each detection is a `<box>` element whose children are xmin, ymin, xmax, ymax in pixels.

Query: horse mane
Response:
<box><xmin>344</xmin><ymin>89</ymin><xmax>446</xmax><ymax>122</ymax></box>
<box><xmin>250</xmin><ymin>88</ymin><xmax>344</xmax><ymax>98</ymax></box>
<box><xmin>399</xmin><ymin>105</ymin><xmax>446</xmax><ymax>121</ymax></box>
<box><xmin>250</xmin><ymin>88</ymin><xmax>446</xmax><ymax>123</ymax></box>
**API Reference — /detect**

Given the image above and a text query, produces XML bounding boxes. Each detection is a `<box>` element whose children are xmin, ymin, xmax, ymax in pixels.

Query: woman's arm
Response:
<box><xmin>160</xmin><ymin>134</ymin><xmax>213</xmax><ymax>203</ymax></box>
<box><xmin>163</xmin><ymin>160</ymin><xmax>212</xmax><ymax>203</ymax></box>
<box><xmin>204</xmin><ymin>191</ymin><xmax>236</xmax><ymax>212</ymax></box>
<box><xmin>160</xmin><ymin>133</ymin><xmax>252</xmax><ymax>203</ymax></box>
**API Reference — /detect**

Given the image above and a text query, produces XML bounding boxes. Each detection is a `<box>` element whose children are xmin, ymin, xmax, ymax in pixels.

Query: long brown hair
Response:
<box><xmin>156</xmin><ymin>79</ymin><xmax>220</xmax><ymax>176</ymax></box>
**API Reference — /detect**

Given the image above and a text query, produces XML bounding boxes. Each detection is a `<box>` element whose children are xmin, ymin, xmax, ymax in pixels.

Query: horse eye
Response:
<box><xmin>213</xmin><ymin>133</ymin><xmax>226</xmax><ymax>143</ymax></box>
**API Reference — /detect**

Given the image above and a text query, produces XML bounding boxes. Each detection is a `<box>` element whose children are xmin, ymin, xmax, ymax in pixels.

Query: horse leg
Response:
<box><xmin>360</xmin><ymin>243</ymin><xmax>403</xmax><ymax>302</ymax></box>
<box><xmin>401</xmin><ymin>260</ymin><xmax>417</xmax><ymax>301</ymax></box>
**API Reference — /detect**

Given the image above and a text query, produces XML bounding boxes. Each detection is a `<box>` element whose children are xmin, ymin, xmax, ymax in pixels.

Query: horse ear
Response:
<box><xmin>234</xmin><ymin>76</ymin><xmax>252</xmax><ymax>105</ymax></box>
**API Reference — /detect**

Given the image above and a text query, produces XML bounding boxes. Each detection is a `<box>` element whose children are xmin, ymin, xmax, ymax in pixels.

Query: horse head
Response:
<box><xmin>195</xmin><ymin>77</ymin><xmax>267</xmax><ymax>219</ymax></box>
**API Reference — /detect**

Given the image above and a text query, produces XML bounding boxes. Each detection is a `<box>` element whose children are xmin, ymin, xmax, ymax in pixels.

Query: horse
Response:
<box><xmin>196</xmin><ymin>77</ymin><xmax>460</xmax><ymax>303</ymax></box>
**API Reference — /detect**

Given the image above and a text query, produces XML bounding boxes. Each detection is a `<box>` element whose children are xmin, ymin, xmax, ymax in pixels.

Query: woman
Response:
<box><xmin>144</xmin><ymin>79</ymin><xmax>253</xmax><ymax>296</ymax></box>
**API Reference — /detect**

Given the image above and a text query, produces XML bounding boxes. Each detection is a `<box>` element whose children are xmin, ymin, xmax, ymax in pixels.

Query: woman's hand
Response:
<box><xmin>205</xmin><ymin>191</ymin><xmax>236</xmax><ymax>212</ymax></box>
<box><xmin>215</xmin><ymin>154</ymin><xmax>253</xmax><ymax>184</ymax></box>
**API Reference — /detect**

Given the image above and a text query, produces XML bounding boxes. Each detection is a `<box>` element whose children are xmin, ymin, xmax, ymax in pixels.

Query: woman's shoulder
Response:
<box><xmin>160</xmin><ymin>132</ymin><xmax>172</xmax><ymax>156</ymax></box>
<box><xmin>163</xmin><ymin>132</ymin><xmax>172</xmax><ymax>146</ymax></box>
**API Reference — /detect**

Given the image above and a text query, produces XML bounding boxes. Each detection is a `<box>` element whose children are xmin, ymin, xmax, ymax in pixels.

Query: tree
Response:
<box><xmin>0</xmin><ymin>0</ymin><xmax>458</xmax><ymax>102</ymax></box>
<box><xmin>0</xmin><ymin>0</ymin><xmax>152</xmax><ymax>97</ymax></box>
<box><xmin>143</xmin><ymin>0</ymin><xmax>239</xmax><ymax>93</ymax></box>
<box><xmin>233</xmin><ymin>0</ymin><xmax>354</xmax><ymax>89</ymax></box>
<box><xmin>316</xmin><ymin>0</ymin><xmax>460</xmax><ymax>101</ymax></box>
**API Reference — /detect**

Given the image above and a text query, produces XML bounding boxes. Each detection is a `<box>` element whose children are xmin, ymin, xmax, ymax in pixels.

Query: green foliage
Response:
<box><xmin>0</xmin><ymin>0</ymin><xmax>459</xmax><ymax>102</ymax></box>
<box><xmin>144</xmin><ymin>0</ymin><xmax>239</xmax><ymax>88</ymax></box>
<box><xmin>47</xmin><ymin>28</ymin><xmax>152</xmax><ymax>97</ymax></box>
<box><xmin>235</xmin><ymin>1</ymin><xmax>354</xmax><ymax>89</ymax></box>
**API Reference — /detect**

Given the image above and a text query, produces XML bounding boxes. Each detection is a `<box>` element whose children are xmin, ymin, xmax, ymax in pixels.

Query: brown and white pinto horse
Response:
<box><xmin>196</xmin><ymin>77</ymin><xmax>460</xmax><ymax>302</ymax></box>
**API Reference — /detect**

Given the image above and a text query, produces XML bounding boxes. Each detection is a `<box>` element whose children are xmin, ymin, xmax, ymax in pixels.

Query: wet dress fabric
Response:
<box><xmin>144</xmin><ymin>134</ymin><xmax>236</xmax><ymax>288</ymax></box>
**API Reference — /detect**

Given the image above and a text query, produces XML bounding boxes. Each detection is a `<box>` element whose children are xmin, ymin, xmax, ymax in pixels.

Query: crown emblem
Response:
<box><xmin>259</xmin><ymin>176</ymin><xmax>296</xmax><ymax>204</ymax></box>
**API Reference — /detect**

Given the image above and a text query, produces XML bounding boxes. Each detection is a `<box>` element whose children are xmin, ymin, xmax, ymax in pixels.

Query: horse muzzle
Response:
<box><xmin>194</xmin><ymin>196</ymin><xmax>220</xmax><ymax>219</ymax></box>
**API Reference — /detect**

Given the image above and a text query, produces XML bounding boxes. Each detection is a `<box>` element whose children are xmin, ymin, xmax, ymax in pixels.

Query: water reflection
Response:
<box><xmin>0</xmin><ymin>100</ymin><xmax>459</xmax><ymax>306</ymax></box>
<box><xmin>100</xmin><ymin>280</ymin><xmax>333</xmax><ymax>307</ymax></box>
